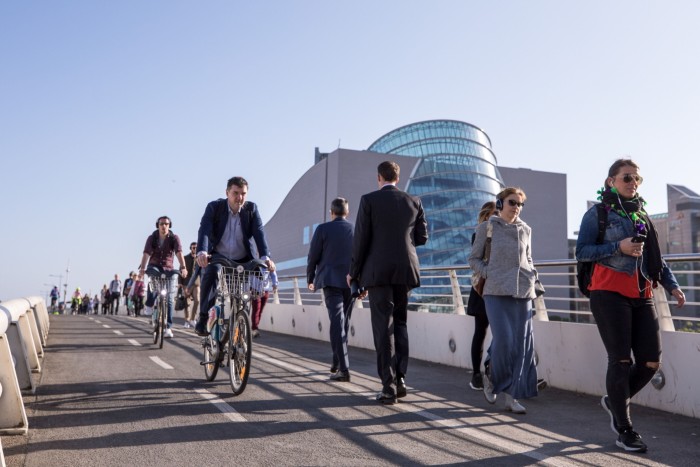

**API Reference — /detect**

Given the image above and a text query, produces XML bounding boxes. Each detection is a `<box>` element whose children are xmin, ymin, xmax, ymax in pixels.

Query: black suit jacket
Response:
<box><xmin>307</xmin><ymin>217</ymin><xmax>354</xmax><ymax>290</ymax></box>
<box><xmin>349</xmin><ymin>185</ymin><xmax>428</xmax><ymax>288</ymax></box>
<box><xmin>197</xmin><ymin>199</ymin><xmax>270</xmax><ymax>259</ymax></box>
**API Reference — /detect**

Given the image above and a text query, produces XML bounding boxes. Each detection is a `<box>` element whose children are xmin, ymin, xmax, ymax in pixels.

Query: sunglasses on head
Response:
<box><xmin>507</xmin><ymin>199</ymin><xmax>525</xmax><ymax>208</ymax></box>
<box><xmin>615</xmin><ymin>173</ymin><xmax>643</xmax><ymax>184</ymax></box>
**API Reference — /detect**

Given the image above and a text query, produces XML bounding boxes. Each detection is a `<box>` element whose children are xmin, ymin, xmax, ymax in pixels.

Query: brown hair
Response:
<box><xmin>377</xmin><ymin>161</ymin><xmax>400</xmax><ymax>182</ymax></box>
<box><xmin>605</xmin><ymin>158</ymin><xmax>640</xmax><ymax>187</ymax></box>
<box><xmin>478</xmin><ymin>201</ymin><xmax>497</xmax><ymax>223</ymax></box>
<box><xmin>497</xmin><ymin>187</ymin><xmax>527</xmax><ymax>203</ymax></box>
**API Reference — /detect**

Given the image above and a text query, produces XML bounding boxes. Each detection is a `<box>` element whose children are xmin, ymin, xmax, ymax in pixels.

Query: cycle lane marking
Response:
<box><xmin>193</xmin><ymin>388</ymin><xmax>246</xmax><ymax>423</ymax></box>
<box><xmin>149</xmin><ymin>356</ymin><xmax>174</xmax><ymax>370</ymax></box>
<box><xmin>102</xmin><ymin>324</ymin><xmax>111</xmax><ymax>328</ymax></box>
<box><xmin>128</xmin><ymin>339</ymin><xmax>142</xmax><ymax>346</ymax></box>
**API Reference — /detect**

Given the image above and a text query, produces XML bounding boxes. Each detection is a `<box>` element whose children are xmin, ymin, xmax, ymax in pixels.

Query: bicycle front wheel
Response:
<box><xmin>203</xmin><ymin>336</ymin><xmax>220</xmax><ymax>381</ymax></box>
<box><xmin>228</xmin><ymin>308</ymin><xmax>252</xmax><ymax>395</ymax></box>
<box><xmin>151</xmin><ymin>303</ymin><xmax>159</xmax><ymax>345</ymax></box>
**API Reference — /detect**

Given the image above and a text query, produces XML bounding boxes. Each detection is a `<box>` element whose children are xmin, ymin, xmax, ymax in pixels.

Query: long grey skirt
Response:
<box><xmin>483</xmin><ymin>295</ymin><xmax>538</xmax><ymax>399</ymax></box>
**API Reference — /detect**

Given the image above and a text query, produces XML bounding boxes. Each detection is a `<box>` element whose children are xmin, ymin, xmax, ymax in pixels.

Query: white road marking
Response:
<box><xmin>94</xmin><ymin>320</ymin><xmax>101</xmax><ymax>323</ymax></box>
<box><xmin>128</xmin><ymin>339</ymin><xmax>141</xmax><ymax>346</ymax></box>
<box><xmin>102</xmin><ymin>324</ymin><xmax>111</xmax><ymax>328</ymax></box>
<box><xmin>194</xmin><ymin>388</ymin><xmax>246</xmax><ymax>422</ymax></box>
<box><xmin>113</xmin><ymin>330</ymin><xmax>123</xmax><ymax>335</ymax></box>
<box><xmin>149</xmin><ymin>356</ymin><xmax>174</xmax><ymax>369</ymax></box>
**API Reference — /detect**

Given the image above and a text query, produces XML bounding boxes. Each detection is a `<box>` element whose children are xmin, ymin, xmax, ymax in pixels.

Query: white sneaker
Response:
<box><xmin>190</xmin><ymin>320</ymin><xmax>197</xmax><ymax>327</ymax></box>
<box><xmin>164</xmin><ymin>328</ymin><xmax>174</xmax><ymax>338</ymax></box>
<box><xmin>482</xmin><ymin>372</ymin><xmax>497</xmax><ymax>404</ymax></box>
<box><xmin>183</xmin><ymin>322</ymin><xmax>191</xmax><ymax>329</ymax></box>
<box><xmin>504</xmin><ymin>393</ymin><xmax>526</xmax><ymax>414</ymax></box>
<box><xmin>144</xmin><ymin>306</ymin><xmax>153</xmax><ymax>316</ymax></box>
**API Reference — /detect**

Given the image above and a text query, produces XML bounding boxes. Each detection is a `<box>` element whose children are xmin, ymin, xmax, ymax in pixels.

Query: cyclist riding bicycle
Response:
<box><xmin>137</xmin><ymin>215</ymin><xmax>188</xmax><ymax>338</ymax></box>
<box><xmin>194</xmin><ymin>176</ymin><xmax>275</xmax><ymax>336</ymax></box>
<box><xmin>50</xmin><ymin>286</ymin><xmax>60</xmax><ymax>312</ymax></box>
<box><xmin>70</xmin><ymin>287</ymin><xmax>82</xmax><ymax>314</ymax></box>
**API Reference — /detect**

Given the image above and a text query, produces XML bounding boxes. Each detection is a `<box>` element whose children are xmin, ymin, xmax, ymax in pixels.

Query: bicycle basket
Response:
<box><xmin>218</xmin><ymin>267</ymin><xmax>266</xmax><ymax>299</ymax></box>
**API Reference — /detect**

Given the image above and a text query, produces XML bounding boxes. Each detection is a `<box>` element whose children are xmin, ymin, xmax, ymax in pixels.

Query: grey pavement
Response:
<box><xmin>2</xmin><ymin>313</ymin><xmax>699</xmax><ymax>466</ymax></box>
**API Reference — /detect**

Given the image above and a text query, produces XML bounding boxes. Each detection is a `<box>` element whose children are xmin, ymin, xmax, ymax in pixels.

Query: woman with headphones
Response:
<box><xmin>576</xmin><ymin>159</ymin><xmax>685</xmax><ymax>453</ymax></box>
<box><xmin>469</xmin><ymin>187</ymin><xmax>538</xmax><ymax>414</ymax></box>
<box><xmin>137</xmin><ymin>216</ymin><xmax>189</xmax><ymax>339</ymax></box>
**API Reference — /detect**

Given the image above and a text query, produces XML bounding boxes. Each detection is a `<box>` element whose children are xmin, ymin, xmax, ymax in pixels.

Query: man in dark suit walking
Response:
<box><xmin>307</xmin><ymin>198</ymin><xmax>354</xmax><ymax>382</ymax></box>
<box><xmin>194</xmin><ymin>176</ymin><xmax>275</xmax><ymax>336</ymax></box>
<box><xmin>348</xmin><ymin>161</ymin><xmax>428</xmax><ymax>404</ymax></box>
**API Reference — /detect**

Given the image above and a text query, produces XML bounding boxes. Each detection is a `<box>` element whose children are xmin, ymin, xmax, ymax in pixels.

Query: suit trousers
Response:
<box><xmin>323</xmin><ymin>287</ymin><xmax>352</xmax><ymax>372</ymax></box>
<box><xmin>368</xmin><ymin>285</ymin><xmax>410</xmax><ymax>395</ymax></box>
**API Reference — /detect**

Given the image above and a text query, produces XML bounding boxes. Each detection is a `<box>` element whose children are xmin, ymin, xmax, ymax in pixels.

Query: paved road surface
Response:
<box><xmin>3</xmin><ymin>314</ymin><xmax>699</xmax><ymax>466</ymax></box>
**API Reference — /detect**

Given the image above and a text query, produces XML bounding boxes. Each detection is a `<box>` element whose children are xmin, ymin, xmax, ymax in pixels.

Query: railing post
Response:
<box><xmin>653</xmin><ymin>289</ymin><xmax>675</xmax><ymax>332</ymax></box>
<box><xmin>292</xmin><ymin>277</ymin><xmax>302</xmax><ymax>305</ymax></box>
<box><xmin>448</xmin><ymin>269</ymin><xmax>465</xmax><ymax>315</ymax></box>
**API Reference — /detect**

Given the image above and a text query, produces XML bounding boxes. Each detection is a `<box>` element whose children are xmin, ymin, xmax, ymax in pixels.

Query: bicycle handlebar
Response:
<box><xmin>145</xmin><ymin>266</ymin><xmax>181</xmax><ymax>278</ymax></box>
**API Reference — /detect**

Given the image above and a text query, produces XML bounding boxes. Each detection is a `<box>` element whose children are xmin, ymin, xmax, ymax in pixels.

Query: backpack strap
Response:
<box><xmin>595</xmin><ymin>203</ymin><xmax>607</xmax><ymax>244</ymax></box>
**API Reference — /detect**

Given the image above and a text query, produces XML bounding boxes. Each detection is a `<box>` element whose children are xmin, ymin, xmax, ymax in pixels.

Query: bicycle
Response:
<box><xmin>201</xmin><ymin>257</ymin><xmax>267</xmax><ymax>395</ymax></box>
<box><xmin>145</xmin><ymin>266</ymin><xmax>180</xmax><ymax>349</ymax></box>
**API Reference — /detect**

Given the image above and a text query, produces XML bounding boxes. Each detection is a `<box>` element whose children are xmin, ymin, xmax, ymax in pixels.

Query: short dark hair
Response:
<box><xmin>330</xmin><ymin>197</ymin><xmax>349</xmax><ymax>216</ymax></box>
<box><xmin>227</xmin><ymin>176</ymin><xmax>248</xmax><ymax>190</ymax></box>
<box><xmin>377</xmin><ymin>161</ymin><xmax>400</xmax><ymax>182</ymax></box>
<box><xmin>190</xmin><ymin>242</ymin><xmax>197</xmax><ymax>249</ymax></box>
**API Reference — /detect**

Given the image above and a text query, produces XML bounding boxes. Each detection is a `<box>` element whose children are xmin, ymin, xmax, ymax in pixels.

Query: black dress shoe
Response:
<box><xmin>396</xmin><ymin>377</ymin><xmax>407</xmax><ymax>399</ymax></box>
<box><xmin>194</xmin><ymin>319</ymin><xmax>208</xmax><ymax>336</ymax></box>
<box><xmin>375</xmin><ymin>392</ymin><xmax>397</xmax><ymax>405</ymax></box>
<box><xmin>329</xmin><ymin>370</ymin><xmax>350</xmax><ymax>382</ymax></box>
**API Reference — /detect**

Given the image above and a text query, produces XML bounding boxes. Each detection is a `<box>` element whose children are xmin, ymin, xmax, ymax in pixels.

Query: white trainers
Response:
<box><xmin>482</xmin><ymin>372</ymin><xmax>497</xmax><ymax>404</ymax></box>
<box><xmin>164</xmin><ymin>328</ymin><xmax>174</xmax><ymax>338</ymax></box>
<box><xmin>183</xmin><ymin>322</ymin><xmax>191</xmax><ymax>329</ymax></box>
<box><xmin>190</xmin><ymin>320</ymin><xmax>197</xmax><ymax>327</ymax></box>
<box><xmin>504</xmin><ymin>393</ymin><xmax>526</xmax><ymax>414</ymax></box>
<box><xmin>143</xmin><ymin>306</ymin><xmax>153</xmax><ymax>316</ymax></box>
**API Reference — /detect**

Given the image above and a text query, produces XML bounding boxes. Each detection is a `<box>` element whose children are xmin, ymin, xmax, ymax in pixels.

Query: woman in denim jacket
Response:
<box><xmin>575</xmin><ymin>158</ymin><xmax>685</xmax><ymax>453</ymax></box>
<box><xmin>469</xmin><ymin>187</ymin><xmax>538</xmax><ymax>415</ymax></box>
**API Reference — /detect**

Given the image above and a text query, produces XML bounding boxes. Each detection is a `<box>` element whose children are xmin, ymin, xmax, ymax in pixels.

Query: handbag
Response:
<box><xmin>534</xmin><ymin>279</ymin><xmax>546</xmax><ymax>297</ymax></box>
<box><xmin>471</xmin><ymin>221</ymin><xmax>493</xmax><ymax>297</ymax></box>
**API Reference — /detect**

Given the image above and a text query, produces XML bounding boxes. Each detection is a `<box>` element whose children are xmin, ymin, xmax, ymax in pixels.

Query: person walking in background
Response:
<box><xmin>137</xmin><ymin>215</ymin><xmax>188</xmax><ymax>339</ymax></box>
<box><xmin>469</xmin><ymin>187</ymin><xmax>538</xmax><ymax>415</ymax></box>
<box><xmin>101</xmin><ymin>284</ymin><xmax>110</xmax><ymax>314</ymax></box>
<box><xmin>193</xmin><ymin>176</ymin><xmax>275</xmax><ymax>336</ymax></box>
<box><xmin>250</xmin><ymin>268</ymin><xmax>278</xmax><ymax>338</ymax></box>
<box><xmin>123</xmin><ymin>272</ymin><xmax>135</xmax><ymax>316</ymax></box>
<box><xmin>576</xmin><ymin>158</ymin><xmax>685</xmax><ymax>453</ymax></box>
<box><xmin>348</xmin><ymin>161</ymin><xmax>428</xmax><ymax>404</ymax></box>
<box><xmin>109</xmin><ymin>274</ymin><xmax>122</xmax><ymax>315</ymax></box>
<box><xmin>467</xmin><ymin>201</ymin><xmax>497</xmax><ymax>391</ymax></box>
<box><xmin>307</xmin><ymin>197</ymin><xmax>355</xmax><ymax>382</ymax></box>
<box><xmin>131</xmin><ymin>275</ymin><xmax>146</xmax><ymax>317</ymax></box>
<box><xmin>182</xmin><ymin>242</ymin><xmax>198</xmax><ymax>328</ymax></box>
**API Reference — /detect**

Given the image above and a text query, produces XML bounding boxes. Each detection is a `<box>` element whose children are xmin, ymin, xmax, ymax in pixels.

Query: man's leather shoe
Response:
<box><xmin>375</xmin><ymin>392</ymin><xmax>397</xmax><ymax>405</ymax></box>
<box><xmin>194</xmin><ymin>319</ymin><xmax>208</xmax><ymax>336</ymax></box>
<box><xmin>329</xmin><ymin>370</ymin><xmax>350</xmax><ymax>382</ymax></box>
<box><xmin>396</xmin><ymin>376</ymin><xmax>407</xmax><ymax>399</ymax></box>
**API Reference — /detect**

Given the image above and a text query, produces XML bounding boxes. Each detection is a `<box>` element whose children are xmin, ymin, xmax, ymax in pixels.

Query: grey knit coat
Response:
<box><xmin>468</xmin><ymin>215</ymin><xmax>537</xmax><ymax>299</ymax></box>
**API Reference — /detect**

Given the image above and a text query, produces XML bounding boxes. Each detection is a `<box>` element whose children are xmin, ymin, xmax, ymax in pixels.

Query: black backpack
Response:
<box><xmin>576</xmin><ymin>204</ymin><xmax>608</xmax><ymax>297</ymax></box>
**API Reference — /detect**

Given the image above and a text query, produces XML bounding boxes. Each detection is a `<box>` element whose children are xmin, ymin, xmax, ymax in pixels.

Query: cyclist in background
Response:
<box><xmin>50</xmin><ymin>286</ymin><xmax>60</xmax><ymax>313</ymax></box>
<box><xmin>137</xmin><ymin>215</ymin><xmax>188</xmax><ymax>338</ymax></box>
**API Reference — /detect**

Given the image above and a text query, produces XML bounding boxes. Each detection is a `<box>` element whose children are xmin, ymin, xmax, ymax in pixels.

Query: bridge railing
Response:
<box><xmin>274</xmin><ymin>254</ymin><xmax>700</xmax><ymax>333</ymax></box>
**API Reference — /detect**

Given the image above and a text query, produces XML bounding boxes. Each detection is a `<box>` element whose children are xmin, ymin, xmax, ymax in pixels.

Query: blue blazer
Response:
<box><xmin>197</xmin><ymin>199</ymin><xmax>271</xmax><ymax>260</ymax></box>
<box><xmin>307</xmin><ymin>217</ymin><xmax>354</xmax><ymax>290</ymax></box>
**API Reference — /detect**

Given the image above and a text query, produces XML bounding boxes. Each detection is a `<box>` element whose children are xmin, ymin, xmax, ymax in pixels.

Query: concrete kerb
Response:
<box><xmin>0</xmin><ymin>300</ymin><xmax>37</xmax><ymax>394</ymax></box>
<box><xmin>0</xmin><ymin>303</ymin><xmax>30</xmax><ymax>435</ymax></box>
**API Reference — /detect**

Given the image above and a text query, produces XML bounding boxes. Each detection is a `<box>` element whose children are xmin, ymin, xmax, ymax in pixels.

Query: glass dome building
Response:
<box><xmin>368</xmin><ymin>119</ymin><xmax>505</xmax><ymax>269</ymax></box>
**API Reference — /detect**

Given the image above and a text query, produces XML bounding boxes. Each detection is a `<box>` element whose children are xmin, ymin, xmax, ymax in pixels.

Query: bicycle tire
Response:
<box><xmin>203</xmin><ymin>336</ymin><xmax>220</xmax><ymax>381</ymax></box>
<box><xmin>151</xmin><ymin>301</ymin><xmax>159</xmax><ymax>345</ymax></box>
<box><xmin>228</xmin><ymin>307</ymin><xmax>252</xmax><ymax>395</ymax></box>
<box><xmin>158</xmin><ymin>299</ymin><xmax>165</xmax><ymax>349</ymax></box>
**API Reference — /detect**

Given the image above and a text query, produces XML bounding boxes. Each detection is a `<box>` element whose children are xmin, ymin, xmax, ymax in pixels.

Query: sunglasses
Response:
<box><xmin>507</xmin><ymin>199</ymin><xmax>525</xmax><ymax>208</ymax></box>
<box><xmin>615</xmin><ymin>173</ymin><xmax>643</xmax><ymax>184</ymax></box>
<box><xmin>159</xmin><ymin>222</ymin><xmax>170</xmax><ymax>226</ymax></box>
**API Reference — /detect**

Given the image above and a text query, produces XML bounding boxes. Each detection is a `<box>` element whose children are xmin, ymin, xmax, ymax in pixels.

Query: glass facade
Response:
<box><xmin>368</xmin><ymin>120</ymin><xmax>505</xmax><ymax>310</ymax></box>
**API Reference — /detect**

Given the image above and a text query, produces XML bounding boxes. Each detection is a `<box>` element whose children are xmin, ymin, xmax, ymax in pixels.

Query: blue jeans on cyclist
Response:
<box><xmin>146</xmin><ymin>274</ymin><xmax>178</xmax><ymax>329</ymax></box>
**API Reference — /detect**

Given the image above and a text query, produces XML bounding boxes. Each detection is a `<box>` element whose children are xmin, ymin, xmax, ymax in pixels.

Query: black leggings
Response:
<box><xmin>470</xmin><ymin>309</ymin><xmax>490</xmax><ymax>373</ymax></box>
<box><xmin>590</xmin><ymin>290</ymin><xmax>661</xmax><ymax>431</ymax></box>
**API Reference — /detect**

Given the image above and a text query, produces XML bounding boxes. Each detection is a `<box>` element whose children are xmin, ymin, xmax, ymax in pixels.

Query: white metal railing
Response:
<box><xmin>277</xmin><ymin>254</ymin><xmax>700</xmax><ymax>333</ymax></box>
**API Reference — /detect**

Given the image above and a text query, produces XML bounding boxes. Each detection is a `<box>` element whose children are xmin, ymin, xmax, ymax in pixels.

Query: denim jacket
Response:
<box><xmin>575</xmin><ymin>204</ymin><xmax>679</xmax><ymax>293</ymax></box>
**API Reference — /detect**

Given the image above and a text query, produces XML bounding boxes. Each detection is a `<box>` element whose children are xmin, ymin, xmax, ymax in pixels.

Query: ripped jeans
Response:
<box><xmin>590</xmin><ymin>291</ymin><xmax>661</xmax><ymax>431</ymax></box>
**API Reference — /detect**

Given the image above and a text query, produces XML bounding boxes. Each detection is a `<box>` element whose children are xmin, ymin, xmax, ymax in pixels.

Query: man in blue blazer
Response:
<box><xmin>194</xmin><ymin>176</ymin><xmax>275</xmax><ymax>336</ymax></box>
<box><xmin>348</xmin><ymin>161</ymin><xmax>428</xmax><ymax>404</ymax></box>
<box><xmin>307</xmin><ymin>198</ymin><xmax>354</xmax><ymax>382</ymax></box>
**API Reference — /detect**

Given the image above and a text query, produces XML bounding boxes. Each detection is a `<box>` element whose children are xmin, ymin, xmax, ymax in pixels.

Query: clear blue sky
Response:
<box><xmin>2</xmin><ymin>1</ymin><xmax>699</xmax><ymax>301</ymax></box>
